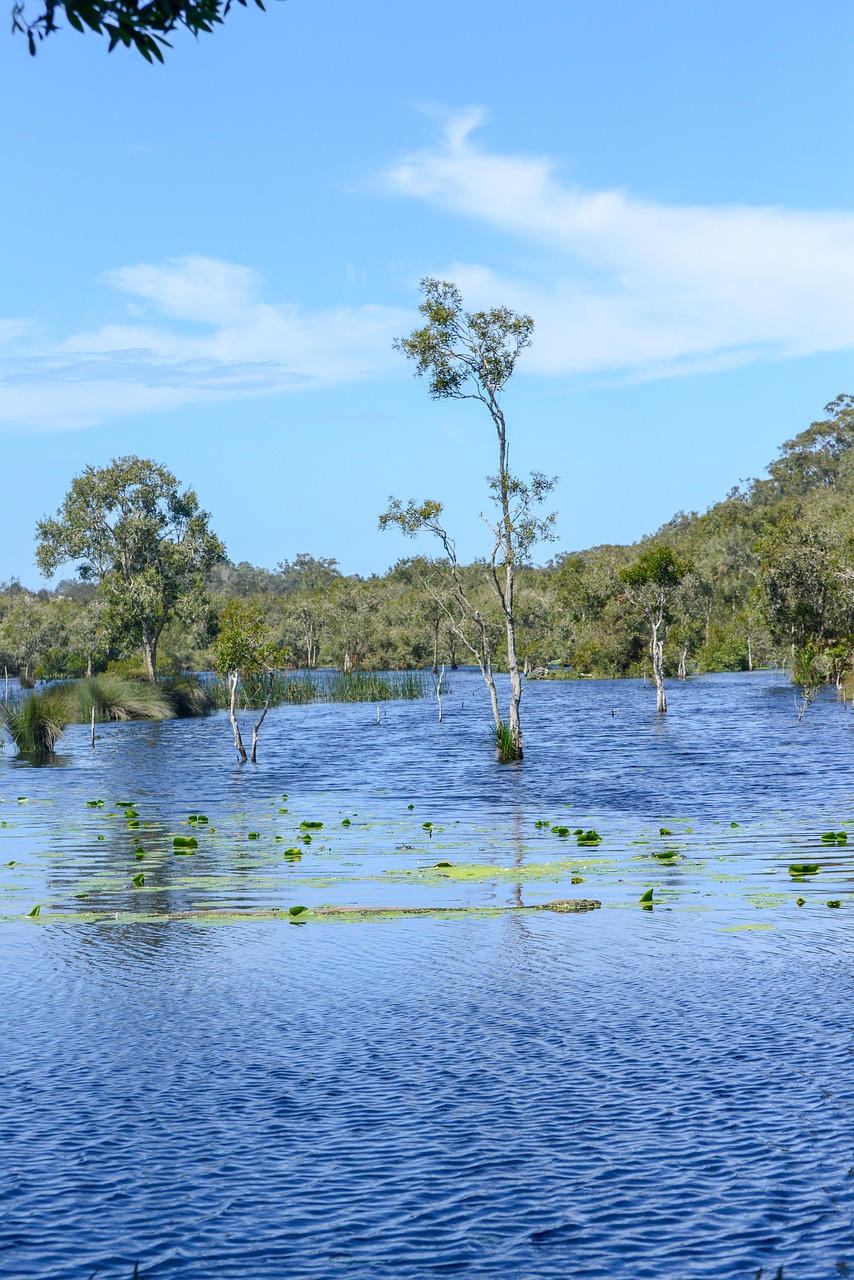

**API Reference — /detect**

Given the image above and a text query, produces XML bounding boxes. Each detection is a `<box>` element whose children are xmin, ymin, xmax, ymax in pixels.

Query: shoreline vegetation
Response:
<box><xmin>1</xmin><ymin>393</ymin><xmax>853</xmax><ymax>756</ymax></box>
<box><xmin>0</xmin><ymin>670</ymin><xmax>430</xmax><ymax>755</ymax></box>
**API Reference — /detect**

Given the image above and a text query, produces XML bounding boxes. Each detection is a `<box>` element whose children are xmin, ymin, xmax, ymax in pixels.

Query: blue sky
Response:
<box><xmin>1</xmin><ymin>0</ymin><xmax>853</xmax><ymax>583</ymax></box>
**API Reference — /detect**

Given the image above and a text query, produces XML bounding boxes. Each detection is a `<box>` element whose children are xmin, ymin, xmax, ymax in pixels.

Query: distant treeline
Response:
<box><xmin>2</xmin><ymin>395</ymin><xmax>852</xmax><ymax>686</ymax></box>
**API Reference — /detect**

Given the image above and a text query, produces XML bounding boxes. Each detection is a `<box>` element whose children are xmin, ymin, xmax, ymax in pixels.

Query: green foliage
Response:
<box><xmin>214</xmin><ymin>599</ymin><xmax>278</xmax><ymax>678</ymax></box>
<box><xmin>493</xmin><ymin>720</ymin><xmax>520</xmax><ymax>762</ymax></box>
<box><xmin>393</xmin><ymin>278</ymin><xmax>534</xmax><ymax>402</ymax></box>
<box><xmin>0</xmin><ymin>687</ymin><xmax>72</xmax><ymax>753</ymax></box>
<box><xmin>161</xmin><ymin>674</ymin><xmax>211</xmax><ymax>718</ymax></box>
<box><xmin>74</xmin><ymin>674</ymin><xmax>174</xmax><ymax>721</ymax></box>
<box><xmin>13</xmin><ymin>0</ymin><xmax>266</xmax><ymax>60</ymax></box>
<box><xmin>36</xmin><ymin>457</ymin><xmax>225</xmax><ymax>681</ymax></box>
<box><xmin>619</xmin><ymin>545</ymin><xmax>693</xmax><ymax>590</ymax></box>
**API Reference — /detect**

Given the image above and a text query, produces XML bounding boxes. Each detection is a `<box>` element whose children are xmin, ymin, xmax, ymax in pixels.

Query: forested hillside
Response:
<box><xmin>2</xmin><ymin>394</ymin><xmax>852</xmax><ymax>686</ymax></box>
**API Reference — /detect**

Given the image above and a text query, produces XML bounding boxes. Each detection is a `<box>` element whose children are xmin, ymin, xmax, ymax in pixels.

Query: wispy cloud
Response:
<box><xmin>385</xmin><ymin>109</ymin><xmax>854</xmax><ymax>377</ymax></box>
<box><xmin>0</xmin><ymin>257</ymin><xmax>409</xmax><ymax>430</ymax></box>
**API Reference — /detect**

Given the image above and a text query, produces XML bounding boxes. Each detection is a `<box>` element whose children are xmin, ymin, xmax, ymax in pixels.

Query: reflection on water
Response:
<box><xmin>2</xmin><ymin>671</ymin><xmax>854</xmax><ymax>1277</ymax></box>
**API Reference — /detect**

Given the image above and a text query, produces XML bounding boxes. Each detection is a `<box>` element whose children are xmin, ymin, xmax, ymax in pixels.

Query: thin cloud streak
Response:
<box><xmin>0</xmin><ymin>257</ymin><xmax>409</xmax><ymax>431</ymax></box>
<box><xmin>385</xmin><ymin>110</ymin><xmax>854</xmax><ymax>376</ymax></box>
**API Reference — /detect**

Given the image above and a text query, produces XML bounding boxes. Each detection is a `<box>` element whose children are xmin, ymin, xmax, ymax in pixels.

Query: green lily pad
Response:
<box><xmin>639</xmin><ymin>888</ymin><xmax>654</xmax><ymax>904</ymax></box>
<box><xmin>789</xmin><ymin>863</ymin><xmax>820</xmax><ymax>875</ymax></box>
<box><xmin>301</xmin><ymin>821</ymin><xmax>323</xmax><ymax>830</ymax></box>
<box><xmin>131</xmin><ymin>873</ymin><xmax>144</xmax><ymax>886</ymax></box>
<box><xmin>173</xmin><ymin>836</ymin><xmax>198</xmax><ymax>851</ymax></box>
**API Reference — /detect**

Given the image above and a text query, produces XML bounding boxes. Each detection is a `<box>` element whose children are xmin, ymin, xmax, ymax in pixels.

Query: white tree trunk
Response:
<box><xmin>250</xmin><ymin>673</ymin><xmax>274</xmax><ymax>763</ymax></box>
<box><xmin>228</xmin><ymin>670</ymin><xmax>248</xmax><ymax>763</ymax></box>
<box><xmin>651</xmin><ymin>617</ymin><xmax>667</xmax><ymax>713</ymax></box>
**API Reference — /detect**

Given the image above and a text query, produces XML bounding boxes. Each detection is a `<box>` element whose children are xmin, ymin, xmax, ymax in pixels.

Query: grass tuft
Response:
<box><xmin>493</xmin><ymin>720</ymin><xmax>522</xmax><ymax>763</ymax></box>
<box><xmin>1</xmin><ymin>687</ymin><xmax>73</xmax><ymax>754</ymax></box>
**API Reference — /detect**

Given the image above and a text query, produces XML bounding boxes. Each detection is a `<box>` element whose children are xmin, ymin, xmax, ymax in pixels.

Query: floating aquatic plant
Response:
<box><xmin>341</xmin><ymin>818</ymin><xmax>351</xmax><ymax>826</ymax></box>
<box><xmin>577</xmin><ymin>830</ymin><xmax>602</xmax><ymax>846</ymax></box>
<box><xmin>659</xmin><ymin>828</ymin><xmax>672</xmax><ymax>836</ymax></box>
<box><xmin>87</xmin><ymin>800</ymin><xmax>105</xmax><ymax>808</ymax></box>
<box><xmin>131</xmin><ymin>873</ymin><xmax>144</xmax><ymax>886</ymax></box>
<box><xmin>173</xmin><ymin>836</ymin><xmax>198</xmax><ymax>851</ymax></box>
<box><xmin>639</xmin><ymin>888</ymin><xmax>654</xmax><ymax>905</ymax></box>
<box><xmin>247</xmin><ymin>832</ymin><xmax>260</xmax><ymax>840</ymax></box>
<box><xmin>301</xmin><ymin>821</ymin><xmax>323</xmax><ymax>830</ymax></box>
<box><xmin>288</xmin><ymin>905</ymin><xmax>308</xmax><ymax>916</ymax></box>
<box><xmin>27</xmin><ymin>905</ymin><xmax>41</xmax><ymax>917</ymax></box>
<box><xmin>789</xmin><ymin>863</ymin><xmax>820</xmax><ymax>876</ymax></box>
<box><xmin>827</xmin><ymin>900</ymin><xmax>842</xmax><ymax>908</ymax></box>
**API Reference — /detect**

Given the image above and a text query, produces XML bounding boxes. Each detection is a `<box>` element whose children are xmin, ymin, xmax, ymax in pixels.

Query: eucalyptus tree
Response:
<box><xmin>382</xmin><ymin>279</ymin><xmax>556</xmax><ymax>759</ymax></box>
<box><xmin>36</xmin><ymin>457</ymin><xmax>225</xmax><ymax>683</ymax></box>
<box><xmin>619</xmin><ymin>545</ymin><xmax>692</xmax><ymax>713</ymax></box>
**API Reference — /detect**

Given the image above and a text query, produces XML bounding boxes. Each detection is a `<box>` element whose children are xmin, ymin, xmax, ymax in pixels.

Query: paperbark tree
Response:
<box><xmin>383</xmin><ymin>279</ymin><xmax>556</xmax><ymax>759</ymax></box>
<box><xmin>619</xmin><ymin>546</ymin><xmax>692</xmax><ymax>713</ymax></box>
<box><xmin>214</xmin><ymin>600</ymin><xmax>279</xmax><ymax>763</ymax></box>
<box><xmin>36</xmin><ymin>457</ymin><xmax>225</xmax><ymax>683</ymax></box>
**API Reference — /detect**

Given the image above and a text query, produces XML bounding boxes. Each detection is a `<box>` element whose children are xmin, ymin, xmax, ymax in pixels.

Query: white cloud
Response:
<box><xmin>385</xmin><ymin>110</ymin><xmax>854</xmax><ymax>377</ymax></box>
<box><xmin>0</xmin><ymin>257</ymin><xmax>409</xmax><ymax>431</ymax></box>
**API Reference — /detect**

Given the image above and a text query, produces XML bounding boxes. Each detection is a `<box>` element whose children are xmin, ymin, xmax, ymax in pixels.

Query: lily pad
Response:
<box><xmin>789</xmin><ymin>863</ymin><xmax>820</xmax><ymax>876</ymax></box>
<box><xmin>131</xmin><ymin>873</ymin><xmax>144</xmax><ymax>886</ymax></box>
<box><xmin>300</xmin><ymin>821</ymin><xmax>323</xmax><ymax>830</ymax></box>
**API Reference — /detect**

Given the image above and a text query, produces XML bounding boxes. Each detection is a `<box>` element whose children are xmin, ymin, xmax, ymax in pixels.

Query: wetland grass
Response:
<box><xmin>0</xmin><ymin>687</ymin><xmax>71</xmax><ymax>754</ymax></box>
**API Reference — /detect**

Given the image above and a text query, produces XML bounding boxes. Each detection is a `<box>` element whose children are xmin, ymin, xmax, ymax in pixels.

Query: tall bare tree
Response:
<box><xmin>382</xmin><ymin>279</ymin><xmax>555</xmax><ymax>758</ymax></box>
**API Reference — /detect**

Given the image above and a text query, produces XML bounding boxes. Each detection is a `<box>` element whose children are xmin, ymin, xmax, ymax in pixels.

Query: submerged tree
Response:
<box><xmin>619</xmin><ymin>545</ymin><xmax>692</xmax><ymax>713</ymax></box>
<box><xmin>382</xmin><ymin>279</ymin><xmax>555</xmax><ymax>759</ymax></box>
<box><xmin>214</xmin><ymin>600</ymin><xmax>279</xmax><ymax>763</ymax></box>
<box><xmin>36</xmin><ymin>457</ymin><xmax>225</xmax><ymax>683</ymax></box>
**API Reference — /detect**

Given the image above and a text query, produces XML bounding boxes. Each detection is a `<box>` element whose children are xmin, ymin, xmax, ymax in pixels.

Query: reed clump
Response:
<box><xmin>205</xmin><ymin>669</ymin><xmax>427</xmax><ymax>709</ymax></box>
<box><xmin>74</xmin><ymin>674</ymin><xmax>175</xmax><ymax>722</ymax></box>
<box><xmin>161</xmin><ymin>674</ymin><xmax>212</xmax><ymax>718</ymax></box>
<box><xmin>1</xmin><ymin>687</ymin><xmax>72</xmax><ymax>754</ymax></box>
<box><xmin>493</xmin><ymin>720</ymin><xmax>521</xmax><ymax>763</ymax></box>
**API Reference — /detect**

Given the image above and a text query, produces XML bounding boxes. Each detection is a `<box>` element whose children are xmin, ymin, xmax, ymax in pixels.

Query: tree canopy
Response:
<box><xmin>36</xmin><ymin>456</ymin><xmax>225</xmax><ymax>680</ymax></box>
<box><xmin>13</xmin><ymin>0</ymin><xmax>266</xmax><ymax>61</ymax></box>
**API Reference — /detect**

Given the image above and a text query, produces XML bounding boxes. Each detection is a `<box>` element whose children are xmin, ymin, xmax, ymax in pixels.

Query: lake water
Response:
<box><xmin>3</xmin><ymin>670</ymin><xmax>854</xmax><ymax>1278</ymax></box>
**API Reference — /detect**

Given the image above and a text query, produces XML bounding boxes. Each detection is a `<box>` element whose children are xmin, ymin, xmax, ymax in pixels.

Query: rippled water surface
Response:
<box><xmin>3</xmin><ymin>671</ymin><xmax>854</xmax><ymax>1278</ymax></box>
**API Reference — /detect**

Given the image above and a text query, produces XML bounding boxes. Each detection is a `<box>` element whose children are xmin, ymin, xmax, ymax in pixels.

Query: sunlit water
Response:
<box><xmin>2</xmin><ymin>670</ymin><xmax>854</xmax><ymax>1278</ymax></box>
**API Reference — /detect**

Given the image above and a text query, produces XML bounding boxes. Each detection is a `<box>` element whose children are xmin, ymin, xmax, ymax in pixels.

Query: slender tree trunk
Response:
<box><xmin>678</xmin><ymin>647</ymin><xmax>687</xmax><ymax>680</ymax></box>
<box><xmin>651</xmin><ymin>616</ymin><xmax>667</xmax><ymax>713</ymax></box>
<box><xmin>228</xmin><ymin>670</ymin><xmax>248</xmax><ymax>763</ymax></box>
<box><xmin>436</xmin><ymin>662</ymin><xmax>445</xmax><ymax>722</ymax></box>
<box><xmin>86</xmin><ymin>651</ymin><xmax>94</xmax><ymax>679</ymax></box>
<box><xmin>250</xmin><ymin>672</ymin><xmax>274</xmax><ymax>763</ymax></box>
<box><xmin>504</xmin><ymin>561</ymin><xmax>524</xmax><ymax>755</ymax></box>
<box><xmin>747</xmin><ymin>628</ymin><xmax>753</xmax><ymax>672</ymax></box>
<box><xmin>449</xmin><ymin>635</ymin><xmax>458</xmax><ymax>669</ymax></box>
<box><xmin>142</xmin><ymin>634</ymin><xmax>157</xmax><ymax>683</ymax></box>
<box><xmin>432</xmin><ymin>617</ymin><xmax>439</xmax><ymax>674</ymax></box>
